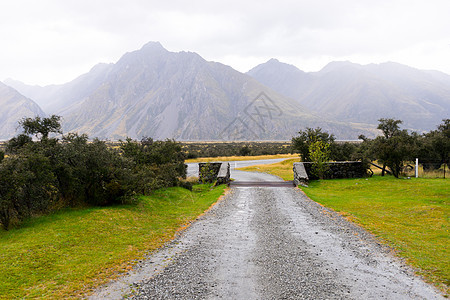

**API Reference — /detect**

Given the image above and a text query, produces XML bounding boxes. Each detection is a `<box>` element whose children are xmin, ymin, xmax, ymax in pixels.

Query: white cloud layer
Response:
<box><xmin>1</xmin><ymin>0</ymin><xmax>449</xmax><ymax>85</ymax></box>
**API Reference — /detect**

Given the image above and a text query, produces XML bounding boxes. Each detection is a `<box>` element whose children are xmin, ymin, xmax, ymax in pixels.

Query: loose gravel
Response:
<box><xmin>90</xmin><ymin>172</ymin><xmax>444</xmax><ymax>299</ymax></box>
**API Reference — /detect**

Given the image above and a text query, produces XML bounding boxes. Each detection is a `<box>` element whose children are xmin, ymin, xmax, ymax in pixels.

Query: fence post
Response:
<box><xmin>415</xmin><ymin>158</ymin><xmax>419</xmax><ymax>178</ymax></box>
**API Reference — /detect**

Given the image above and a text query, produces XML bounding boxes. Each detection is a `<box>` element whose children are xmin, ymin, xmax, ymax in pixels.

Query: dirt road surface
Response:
<box><xmin>90</xmin><ymin>169</ymin><xmax>443</xmax><ymax>299</ymax></box>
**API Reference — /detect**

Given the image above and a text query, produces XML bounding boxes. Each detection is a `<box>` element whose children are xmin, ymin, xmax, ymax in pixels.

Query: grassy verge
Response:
<box><xmin>0</xmin><ymin>184</ymin><xmax>226</xmax><ymax>299</ymax></box>
<box><xmin>185</xmin><ymin>153</ymin><xmax>298</xmax><ymax>163</ymax></box>
<box><xmin>236</xmin><ymin>157</ymin><xmax>300</xmax><ymax>180</ymax></box>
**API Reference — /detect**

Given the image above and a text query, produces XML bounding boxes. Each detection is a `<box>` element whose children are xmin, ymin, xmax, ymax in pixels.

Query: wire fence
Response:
<box><xmin>370</xmin><ymin>160</ymin><xmax>448</xmax><ymax>179</ymax></box>
<box><xmin>402</xmin><ymin>161</ymin><xmax>448</xmax><ymax>179</ymax></box>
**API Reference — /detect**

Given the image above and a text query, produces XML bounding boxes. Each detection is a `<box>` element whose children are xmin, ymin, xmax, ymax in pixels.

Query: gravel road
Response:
<box><xmin>90</xmin><ymin>169</ymin><xmax>443</xmax><ymax>299</ymax></box>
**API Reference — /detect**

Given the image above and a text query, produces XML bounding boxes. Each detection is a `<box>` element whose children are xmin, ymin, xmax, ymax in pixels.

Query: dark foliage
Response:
<box><xmin>291</xmin><ymin>127</ymin><xmax>335</xmax><ymax>161</ymax></box>
<box><xmin>416</xmin><ymin>119</ymin><xmax>449</xmax><ymax>170</ymax></box>
<box><xmin>19</xmin><ymin>115</ymin><xmax>62</xmax><ymax>140</ymax></box>
<box><xmin>0</xmin><ymin>118</ymin><xmax>187</xmax><ymax>230</ymax></box>
<box><xmin>120</xmin><ymin>137</ymin><xmax>186</xmax><ymax>193</ymax></box>
<box><xmin>182</xmin><ymin>141</ymin><xmax>291</xmax><ymax>158</ymax></box>
<box><xmin>6</xmin><ymin>134</ymin><xmax>33</xmax><ymax>154</ymax></box>
<box><xmin>355</xmin><ymin>119</ymin><xmax>449</xmax><ymax>178</ymax></box>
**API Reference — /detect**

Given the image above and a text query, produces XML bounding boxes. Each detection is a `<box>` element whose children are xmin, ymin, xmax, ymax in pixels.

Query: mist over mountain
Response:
<box><xmin>3</xmin><ymin>42</ymin><xmax>374</xmax><ymax>141</ymax></box>
<box><xmin>248</xmin><ymin>60</ymin><xmax>450</xmax><ymax>132</ymax></box>
<box><xmin>0</xmin><ymin>82</ymin><xmax>45</xmax><ymax>140</ymax></box>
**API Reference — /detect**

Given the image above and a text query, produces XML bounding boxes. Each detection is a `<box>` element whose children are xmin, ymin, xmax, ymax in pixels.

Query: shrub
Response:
<box><xmin>292</xmin><ymin>127</ymin><xmax>335</xmax><ymax>161</ymax></box>
<box><xmin>120</xmin><ymin>137</ymin><xmax>186</xmax><ymax>192</ymax></box>
<box><xmin>309</xmin><ymin>139</ymin><xmax>331</xmax><ymax>179</ymax></box>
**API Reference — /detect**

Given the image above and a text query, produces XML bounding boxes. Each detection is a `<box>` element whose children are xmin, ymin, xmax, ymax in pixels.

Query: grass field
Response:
<box><xmin>0</xmin><ymin>184</ymin><xmax>226</xmax><ymax>299</ymax></box>
<box><xmin>238</xmin><ymin>158</ymin><xmax>449</xmax><ymax>293</ymax></box>
<box><xmin>185</xmin><ymin>153</ymin><xmax>298</xmax><ymax>163</ymax></box>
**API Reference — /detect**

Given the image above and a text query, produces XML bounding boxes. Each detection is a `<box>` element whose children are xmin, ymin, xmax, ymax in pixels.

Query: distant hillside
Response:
<box><xmin>4</xmin><ymin>42</ymin><xmax>375</xmax><ymax>140</ymax></box>
<box><xmin>248</xmin><ymin>60</ymin><xmax>450</xmax><ymax>132</ymax></box>
<box><xmin>0</xmin><ymin>82</ymin><xmax>45</xmax><ymax>140</ymax></box>
<box><xmin>5</xmin><ymin>63</ymin><xmax>114</xmax><ymax>114</ymax></box>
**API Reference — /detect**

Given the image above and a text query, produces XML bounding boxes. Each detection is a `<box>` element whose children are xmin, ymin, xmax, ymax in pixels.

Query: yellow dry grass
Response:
<box><xmin>185</xmin><ymin>153</ymin><xmax>298</xmax><ymax>163</ymax></box>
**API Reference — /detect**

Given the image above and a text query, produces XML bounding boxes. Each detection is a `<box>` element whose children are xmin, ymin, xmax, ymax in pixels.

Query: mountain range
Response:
<box><xmin>247</xmin><ymin>59</ymin><xmax>450</xmax><ymax>132</ymax></box>
<box><xmin>1</xmin><ymin>41</ymin><xmax>449</xmax><ymax>141</ymax></box>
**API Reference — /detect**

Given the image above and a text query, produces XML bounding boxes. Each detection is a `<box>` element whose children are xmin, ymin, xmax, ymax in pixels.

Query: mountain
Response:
<box><xmin>248</xmin><ymin>60</ymin><xmax>450</xmax><ymax>132</ymax></box>
<box><xmin>5</xmin><ymin>62</ymin><xmax>114</xmax><ymax>114</ymax></box>
<box><xmin>246</xmin><ymin>59</ymin><xmax>312</xmax><ymax>100</ymax></box>
<box><xmin>4</xmin><ymin>42</ymin><xmax>374</xmax><ymax>140</ymax></box>
<box><xmin>0</xmin><ymin>82</ymin><xmax>45</xmax><ymax>140</ymax></box>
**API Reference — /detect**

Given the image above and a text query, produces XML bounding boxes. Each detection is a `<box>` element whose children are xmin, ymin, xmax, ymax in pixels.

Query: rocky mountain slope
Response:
<box><xmin>248</xmin><ymin>60</ymin><xmax>450</xmax><ymax>132</ymax></box>
<box><xmin>4</xmin><ymin>42</ymin><xmax>373</xmax><ymax>140</ymax></box>
<box><xmin>5</xmin><ymin>63</ymin><xmax>114</xmax><ymax>114</ymax></box>
<box><xmin>0</xmin><ymin>82</ymin><xmax>45</xmax><ymax>140</ymax></box>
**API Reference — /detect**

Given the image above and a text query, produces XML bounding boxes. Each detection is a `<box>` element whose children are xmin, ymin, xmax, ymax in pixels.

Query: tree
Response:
<box><xmin>57</xmin><ymin>133</ymin><xmax>131</xmax><ymax>206</ymax></box>
<box><xmin>330</xmin><ymin>142</ymin><xmax>358</xmax><ymax>161</ymax></box>
<box><xmin>5</xmin><ymin>134</ymin><xmax>33</xmax><ymax>154</ymax></box>
<box><xmin>120</xmin><ymin>137</ymin><xmax>187</xmax><ymax>192</ymax></box>
<box><xmin>417</xmin><ymin>119</ymin><xmax>450</xmax><ymax>170</ymax></box>
<box><xmin>19</xmin><ymin>115</ymin><xmax>62</xmax><ymax>141</ymax></box>
<box><xmin>372</xmin><ymin>118</ymin><xmax>415</xmax><ymax>178</ymax></box>
<box><xmin>292</xmin><ymin>127</ymin><xmax>335</xmax><ymax>161</ymax></box>
<box><xmin>309</xmin><ymin>139</ymin><xmax>331</xmax><ymax>179</ymax></box>
<box><xmin>0</xmin><ymin>158</ymin><xmax>20</xmax><ymax>230</ymax></box>
<box><xmin>377</xmin><ymin>118</ymin><xmax>403</xmax><ymax>139</ymax></box>
<box><xmin>434</xmin><ymin>119</ymin><xmax>450</xmax><ymax>167</ymax></box>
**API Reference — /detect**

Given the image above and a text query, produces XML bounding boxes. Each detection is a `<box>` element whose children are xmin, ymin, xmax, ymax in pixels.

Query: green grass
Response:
<box><xmin>0</xmin><ymin>184</ymin><xmax>226</xmax><ymax>299</ymax></box>
<box><xmin>302</xmin><ymin>176</ymin><xmax>449</xmax><ymax>294</ymax></box>
<box><xmin>236</xmin><ymin>157</ymin><xmax>300</xmax><ymax>180</ymax></box>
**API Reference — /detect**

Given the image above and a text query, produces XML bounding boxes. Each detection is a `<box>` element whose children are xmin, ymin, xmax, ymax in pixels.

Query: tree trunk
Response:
<box><xmin>381</xmin><ymin>163</ymin><xmax>386</xmax><ymax>176</ymax></box>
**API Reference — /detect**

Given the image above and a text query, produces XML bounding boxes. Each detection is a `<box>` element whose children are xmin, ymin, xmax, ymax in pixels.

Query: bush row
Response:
<box><xmin>182</xmin><ymin>141</ymin><xmax>292</xmax><ymax>158</ymax></box>
<box><xmin>0</xmin><ymin>117</ymin><xmax>186</xmax><ymax>230</ymax></box>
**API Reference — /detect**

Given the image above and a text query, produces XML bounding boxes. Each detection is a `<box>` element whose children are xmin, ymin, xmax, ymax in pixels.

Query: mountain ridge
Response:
<box><xmin>3</xmin><ymin>42</ymin><xmax>448</xmax><ymax>141</ymax></box>
<box><xmin>0</xmin><ymin>82</ymin><xmax>45</xmax><ymax>140</ymax></box>
<box><xmin>7</xmin><ymin>42</ymin><xmax>371</xmax><ymax>140</ymax></box>
<box><xmin>247</xmin><ymin>59</ymin><xmax>450</xmax><ymax>132</ymax></box>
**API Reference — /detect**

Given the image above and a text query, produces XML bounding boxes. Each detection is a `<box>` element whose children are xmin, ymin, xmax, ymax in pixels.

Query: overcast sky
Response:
<box><xmin>1</xmin><ymin>0</ymin><xmax>449</xmax><ymax>86</ymax></box>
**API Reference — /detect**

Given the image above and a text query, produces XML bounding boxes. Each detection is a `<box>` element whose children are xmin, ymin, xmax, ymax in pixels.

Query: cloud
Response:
<box><xmin>0</xmin><ymin>0</ymin><xmax>449</xmax><ymax>85</ymax></box>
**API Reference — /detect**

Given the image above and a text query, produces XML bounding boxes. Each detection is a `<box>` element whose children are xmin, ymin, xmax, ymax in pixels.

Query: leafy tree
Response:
<box><xmin>417</xmin><ymin>119</ymin><xmax>450</xmax><ymax>170</ymax></box>
<box><xmin>0</xmin><ymin>158</ymin><xmax>20</xmax><ymax>230</ymax></box>
<box><xmin>120</xmin><ymin>137</ymin><xmax>186</xmax><ymax>192</ymax></box>
<box><xmin>58</xmin><ymin>134</ymin><xmax>131</xmax><ymax>206</ymax></box>
<box><xmin>5</xmin><ymin>134</ymin><xmax>33</xmax><ymax>154</ymax></box>
<box><xmin>19</xmin><ymin>115</ymin><xmax>62</xmax><ymax>141</ymax></box>
<box><xmin>377</xmin><ymin>118</ymin><xmax>403</xmax><ymax>139</ymax></box>
<box><xmin>292</xmin><ymin>127</ymin><xmax>335</xmax><ymax>161</ymax></box>
<box><xmin>330</xmin><ymin>142</ymin><xmax>358</xmax><ymax>161</ymax></box>
<box><xmin>16</xmin><ymin>152</ymin><xmax>57</xmax><ymax>218</ymax></box>
<box><xmin>309</xmin><ymin>139</ymin><xmax>331</xmax><ymax>179</ymax></box>
<box><xmin>435</xmin><ymin>119</ymin><xmax>450</xmax><ymax>165</ymax></box>
<box><xmin>371</xmin><ymin>118</ymin><xmax>415</xmax><ymax>178</ymax></box>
